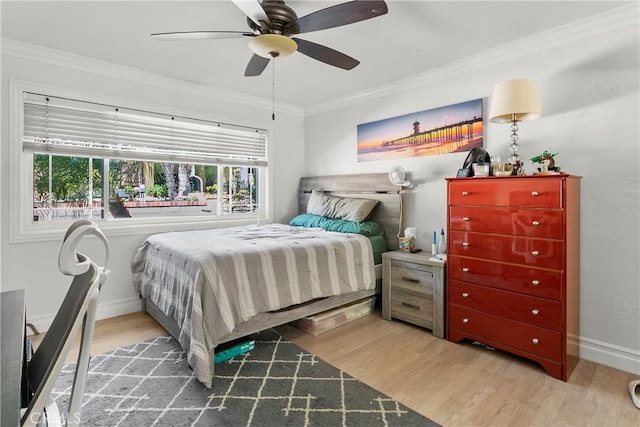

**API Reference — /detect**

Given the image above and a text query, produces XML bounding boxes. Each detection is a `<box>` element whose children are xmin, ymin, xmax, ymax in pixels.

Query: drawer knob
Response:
<box><xmin>461</xmin><ymin>191</ymin><xmax>469</xmax><ymax>196</ymax></box>
<box><xmin>532</xmin><ymin>280</ymin><xmax>540</xmax><ymax>286</ymax></box>
<box><xmin>532</xmin><ymin>338</ymin><xmax>539</xmax><ymax>344</ymax></box>
<box><xmin>531</xmin><ymin>191</ymin><xmax>539</xmax><ymax>196</ymax></box>
<box><xmin>462</xmin><ymin>242</ymin><xmax>470</xmax><ymax>247</ymax></box>
<box><xmin>531</xmin><ymin>250</ymin><xmax>540</xmax><ymax>256</ymax></box>
<box><xmin>462</xmin><ymin>318</ymin><xmax>469</xmax><ymax>323</ymax></box>
<box><xmin>531</xmin><ymin>309</ymin><xmax>539</xmax><ymax>316</ymax></box>
<box><xmin>462</xmin><ymin>292</ymin><xmax>469</xmax><ymax>298</ymax></box>
<box><xmin>462</xmin><ymin>267</ymin><xmax>470</xmax><ymax>272</ymax></box>
<box><xmin>532</xmin><ymin>220</ymin><xmax>540</xmax><ymax>226</ymax></box>
<box><xmin>462</xmin><ymin>217</ymin><xmax>470</xmax><ymax>222</ymax></box>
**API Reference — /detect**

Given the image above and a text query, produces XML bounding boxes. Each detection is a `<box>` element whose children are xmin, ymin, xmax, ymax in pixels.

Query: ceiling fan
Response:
<box><xmin>151</xmin><ymin>0</ymin><xmax>388</xmax><ymax>77</ymax></box>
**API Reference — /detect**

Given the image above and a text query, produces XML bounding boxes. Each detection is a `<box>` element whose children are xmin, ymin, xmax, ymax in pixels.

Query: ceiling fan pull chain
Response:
<box><xmin>272</xmin><ymin>58</ymin><xmax>276</xmax><ymax>121</ymax></box>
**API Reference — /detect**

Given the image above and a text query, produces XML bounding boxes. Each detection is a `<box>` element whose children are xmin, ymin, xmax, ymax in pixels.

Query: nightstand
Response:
<box><xmin>381</xmin><ymin>250</ymin><xmax>445</xmax><ymax>338</ymax></box>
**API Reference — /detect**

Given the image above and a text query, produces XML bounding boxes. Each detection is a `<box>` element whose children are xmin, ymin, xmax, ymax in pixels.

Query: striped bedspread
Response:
<box><xmin>131</xmin><ymin>223</ymin><xmax>375</xmax><ymax>388</ymax></box>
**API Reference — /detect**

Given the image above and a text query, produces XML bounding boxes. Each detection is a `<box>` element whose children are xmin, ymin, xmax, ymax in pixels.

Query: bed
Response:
<box><xmin>132</xmin><ymin>173</ymin><xmax>401</xmax><ymax>388</ymax></box>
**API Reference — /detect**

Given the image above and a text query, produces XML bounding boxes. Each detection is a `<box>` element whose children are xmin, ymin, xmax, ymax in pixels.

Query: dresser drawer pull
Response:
<box><xmin>531</xmin><ymin>250</ymin><xmax>540</xmax><ymax>256</ymax></box>
<box><xmin>462</xmin><ymin>217</ymin><xmax>470</xmax><ymax>221</ymax></box>
<box><xmin>462</xmin><ymin>267</ymin><xmax>470</xmax><ymax>272</ymax></box>
<box><xmin>532</xmin><ymin>280</ymin><xmax>540</xmax><ymax>286</ymax></box>
<box><xmin>462</xmin><ymin>318</ymin><xmax>469</xmax><ymax>323</ymax></box>
<box><xmin>531</xmin><ymin>309</ymin><xmax>539</xmax><ymax>316</ymax></box>
<box><xmin>401</xmin><ymin>276</ymin><xmax>420</xmax><ymax>284</ymax></box>
<box><xmin>531</xmin><ymin>191</ymin><xmax>539</xmax><ymax>196</ymax></box>
<box><xmin>462</xmin><ymin>292</ymin><xmax>469</xmax><ymax>298</ymax></box>
<box><xmin>532</xmin><ymin>338</ymin><xmax>539</xmax><ymax>344</ymax></box>
<box><xmin>532</xmin><ymin>220</ymin><xmax>540</xmax><ymax>226</ymax></box>
<box><xmin>461</xmin><ymin>191</ymin><xmax>469</xmax><ymax>196</ymax></box>
<box><xmin>462</xmin><ymin>242</ymin><xmax>469</xmax><ymax>247</ymax></box>
<box><xmin>401</xmin><ymin>302</ymin><xmax>420</xmax><ymax>310</ymax></box>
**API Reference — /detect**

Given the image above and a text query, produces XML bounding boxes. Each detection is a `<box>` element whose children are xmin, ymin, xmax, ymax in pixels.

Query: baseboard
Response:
<box><xmin>27</xmin><ymin>297</ymin><xmax>142</xmax><ymax>335</ymax></box>
<box><xmin>95</xmin><ymin>297</ymin><xmax>143</xmax><ymax>322</ymax></box>
<box><xmin>569</xmin><ymin>333</ymin><xmax>640</xmax><ymax>375</ymax></box>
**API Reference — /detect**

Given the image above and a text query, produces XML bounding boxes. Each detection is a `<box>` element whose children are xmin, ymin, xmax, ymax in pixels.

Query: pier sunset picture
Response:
<box><xmin>357</xmin><ymin>98</ymin><xmax>483</xmax><ymax>162</ymax></box>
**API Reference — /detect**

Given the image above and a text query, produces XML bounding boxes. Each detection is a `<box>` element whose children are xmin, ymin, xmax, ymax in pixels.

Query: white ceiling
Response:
<box><xmin>1</xmin><ymin>1</ymin><xmax>629</xmax><ymax>109</ymax></box>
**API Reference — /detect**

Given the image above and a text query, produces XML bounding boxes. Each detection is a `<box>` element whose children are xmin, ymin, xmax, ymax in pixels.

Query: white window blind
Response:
<box><xmin>23</xmin><ymin>92</ymin><xmax>268</xmax><ymax>167</ymax></box>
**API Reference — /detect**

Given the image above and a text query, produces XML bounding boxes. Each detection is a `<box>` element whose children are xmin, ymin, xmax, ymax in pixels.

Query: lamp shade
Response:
<box><xmin>489</xmin><ymin>78</ymin><xmax>542</xmax><ymax>123</ymax></box>
<box><xmin>249</xmin><ymin>34</ymin><xmax>297</xmax><ymax>59</ymax></box>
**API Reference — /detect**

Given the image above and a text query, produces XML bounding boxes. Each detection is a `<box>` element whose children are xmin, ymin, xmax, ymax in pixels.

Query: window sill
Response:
<box><xmin>10</xmin><ymin>214</ymin><xmax>271</xmax><ymax>244</ymax></box>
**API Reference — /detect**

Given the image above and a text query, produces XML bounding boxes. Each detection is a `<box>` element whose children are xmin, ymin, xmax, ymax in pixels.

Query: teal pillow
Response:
<box><xmin>289</xmin><ymin>214</ymin><xmax>384</xmax><ymax>236</ymax></box>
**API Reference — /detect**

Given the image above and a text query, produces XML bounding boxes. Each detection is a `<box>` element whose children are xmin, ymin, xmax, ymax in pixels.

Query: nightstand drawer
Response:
<box><xmin>389</xmin><ymin>260</ymin><xmax>435</xmax><ymax>296</ymax></box>
<box><xmin>449</xmin><ymin>178</ymin><xmax>562</xmax><ymax>208</ymax></box>
<box><xmin>449</xmin><ymin>280</ymin><xmax>562</xmax><ymax>330</ymax></box>
<box><xmin>448</xmin><ymin>255</ymin><xmax>562</xmax><ymax>300</ymax></box>
<box><xmin>449</xmin><ymin>206</ymin><xmax>564</xmax><ymax>239</ymax></box>
<box><xmin>449</xmin><ymin>305</ymin><xmax>562</xmax><ymax>361</ymax></box>
<box><xmin>390</xmin><ymin>288</ymin><xmax>433</xmax><ymax>329</ymax></box>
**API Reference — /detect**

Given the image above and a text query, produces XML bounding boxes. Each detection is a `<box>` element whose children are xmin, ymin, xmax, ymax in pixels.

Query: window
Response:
<box><xmin>32</xmin><ymin>156</ymin><xmax>261</xmax><ymax>221</ymax></box>
<box><xmin>10</xmin><ymin>83</ymin><xmax>270</xmax><ymax>241</ymax></box>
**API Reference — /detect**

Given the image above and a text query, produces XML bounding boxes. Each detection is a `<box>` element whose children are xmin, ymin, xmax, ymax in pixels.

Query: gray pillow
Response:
<box><xmin>307</xmin><ymin>190</ymin><xmax>379</xmax><ymax>222</ymax></box>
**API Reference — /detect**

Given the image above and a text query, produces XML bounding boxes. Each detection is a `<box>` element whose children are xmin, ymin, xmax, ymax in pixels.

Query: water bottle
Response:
<box><xmin>437</xmin><ymin>228</ymin><xmax>446</xmax><ymax>254</ymax></box>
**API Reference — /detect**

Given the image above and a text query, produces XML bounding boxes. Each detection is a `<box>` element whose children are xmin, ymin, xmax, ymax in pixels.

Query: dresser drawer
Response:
<box><xmin>449</xmin><ymin>178</ymin><xmax>562</xmax><ymax>208</ymax></box>
<box><xmin>449</xmin><ymin>206</ymin><xmax>564</xmax><ymax>239</ymax></box>
<box><xmin>450</xmin><ymin>230</ymin><xmax>563</xmax><ymax>270</ymax></box>
<box><xmin>448</xmin><ymin>255</ymin><xmax>562</xmax><ymax>300</ymax></box>
<box><xmin>449</xmin><ymin>305</ymin><xmax>562</xmax><ymax>361</ymax></box>
<box><xmin>449</xmin><ymin>280</ymin><xmax>562</xmax><ymax>330</ymax></box>
<box><xmin>389</xmin><ymin>260</ymin><xmax>435</xmax><ymax>296</ymax></box>
<box><xmin>390</xmin><ymin>288</ymin><xmax>433</xmax><ymax>329</ymax></box>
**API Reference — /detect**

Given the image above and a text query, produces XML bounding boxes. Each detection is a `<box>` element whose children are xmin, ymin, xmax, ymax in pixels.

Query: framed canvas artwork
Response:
<box><xmin>357</xmin><ymin>98</ymin><xmax>483</xmax><ymax>162</ymax></box>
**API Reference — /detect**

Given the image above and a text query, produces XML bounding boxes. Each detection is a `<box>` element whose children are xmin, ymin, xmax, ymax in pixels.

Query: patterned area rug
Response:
<box><xmin>53</xmin><ymin>329</ymin><xmax>439</xmax><ymax>427</ymax></box>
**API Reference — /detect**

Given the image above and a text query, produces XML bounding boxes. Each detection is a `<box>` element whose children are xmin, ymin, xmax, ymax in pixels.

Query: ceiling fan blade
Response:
<box><xmin>296</xmin><ymin>1</ymin><xmax>388</xmax><ymax>34</ymax></box>
<box><xmin>293</xmin><ymin>38</ymin><xmax>359</xmax><ymax>70</ymax></box>
<box><xmin>245</xmin><ymin>54</ymin><xmax>271</xmax><ymax>77</ymax></box>
<box><xmin>231</xmin><ymin>0</ymin><xmax>271</xmax><ymax>27</ymax></box>
<box><xmin>151</xmin><ymin>31</ymin><xmax>252</xmax><ymax>41</ymax></box>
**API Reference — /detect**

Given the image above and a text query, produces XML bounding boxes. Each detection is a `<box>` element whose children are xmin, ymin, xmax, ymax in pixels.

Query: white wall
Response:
<box><xmin>0</xmin><ymin>42</ymin><xmax>306</xmax><ymax>327</ymax></box>
<box><xmin>304</xmin><ymin>13</ymin><xmax>639</xmax><ymax>374</ymax></box>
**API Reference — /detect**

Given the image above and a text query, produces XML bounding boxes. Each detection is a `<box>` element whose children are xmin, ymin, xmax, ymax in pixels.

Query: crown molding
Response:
<box><xmin>0</xmin><ymin>38</ymin><xmax>305</xmax><ymax>117</ymax></box>
<box><xmin>305</xmin><ymin>2</ymin><xmax>640</xmax><ymax>117</ymax></box>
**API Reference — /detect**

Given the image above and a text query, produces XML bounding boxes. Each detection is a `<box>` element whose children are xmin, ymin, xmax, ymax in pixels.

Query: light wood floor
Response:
<box><xmin>30</xmin><ymin>310</ymin><xmax>640</xmax><ymax>427</ymax></box>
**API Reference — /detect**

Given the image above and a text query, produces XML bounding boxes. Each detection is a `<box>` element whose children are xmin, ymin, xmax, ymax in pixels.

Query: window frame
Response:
<box><xmin>9</xmin><ymin>80</ymin><xmax>274</xmax><ymax>243</ymax></box>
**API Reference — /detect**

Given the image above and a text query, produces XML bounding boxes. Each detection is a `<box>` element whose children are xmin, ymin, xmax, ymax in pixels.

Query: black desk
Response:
<box><xmin>1</xmin><ymin>289</ymin><xmax>26</xmax><ymax>427</ymax></box>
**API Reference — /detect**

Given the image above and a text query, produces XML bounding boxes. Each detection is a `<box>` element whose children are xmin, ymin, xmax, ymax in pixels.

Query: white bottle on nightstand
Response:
<box><xmin>437</xmin><ymin>228</ymin><xmax>446</xmax><ymax>255</ymax></box>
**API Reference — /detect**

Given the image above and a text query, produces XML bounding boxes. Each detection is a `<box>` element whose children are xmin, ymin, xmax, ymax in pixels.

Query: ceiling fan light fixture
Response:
<box><xmin>249</xmin><ymin>34</ymin><xmax>297</xmax><ymax>58</ymax></box>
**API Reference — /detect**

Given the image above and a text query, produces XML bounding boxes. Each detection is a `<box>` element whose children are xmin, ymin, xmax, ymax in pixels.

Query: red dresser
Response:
<box><xmin>446</xmin><ymin>174</ymin><xmax>581</xmax><ymax>381</ymax></box>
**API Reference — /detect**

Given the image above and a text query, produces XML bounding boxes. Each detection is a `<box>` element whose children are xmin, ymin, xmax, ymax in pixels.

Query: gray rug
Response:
<box><xmin>53</xmin><ymin>329</ymin><xmax>439</xmax><ymax>426</ymax></box>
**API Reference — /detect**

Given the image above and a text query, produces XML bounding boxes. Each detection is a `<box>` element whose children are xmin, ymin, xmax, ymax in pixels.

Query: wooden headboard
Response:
<box><xmin>298</xmin><ymin>173</ymin><xmax>402</xmax><ymax>251</ymax></box>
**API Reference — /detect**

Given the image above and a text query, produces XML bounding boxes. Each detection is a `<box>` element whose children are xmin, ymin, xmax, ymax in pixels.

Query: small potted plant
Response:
<box><xmin>530</xmin><ymin>150</ymin><xmax>559</xmax><ymax>172</ymax></box>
